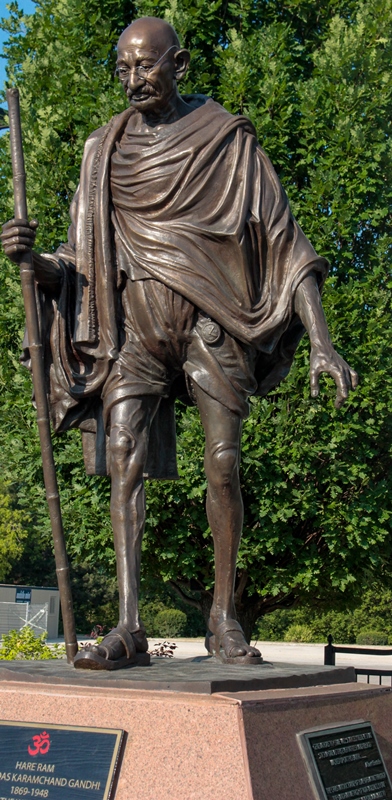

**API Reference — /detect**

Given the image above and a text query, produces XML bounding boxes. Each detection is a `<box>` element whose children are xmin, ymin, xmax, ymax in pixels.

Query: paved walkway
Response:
<box><xmin>253</xmin><ymin>641</ymin><xmax>392</xmax><ymax>672</ymax></box>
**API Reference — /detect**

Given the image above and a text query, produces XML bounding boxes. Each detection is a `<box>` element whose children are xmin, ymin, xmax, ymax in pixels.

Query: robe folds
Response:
<box><xmin>32</xmin><ymin>95</ymin><xmax>328</xmax><ymax>478</ymax></box>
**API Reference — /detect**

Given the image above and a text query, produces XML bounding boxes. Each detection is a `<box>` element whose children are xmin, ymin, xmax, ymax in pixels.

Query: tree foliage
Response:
<box><xmin>0</xmin><ymin>481</ymin><xmax>28</xmax><ymax>580</ymax></box>
<box><xmin>0</xmin><ymin>0</ymin><xmax>391</xmax><ymax>635</ymax></box>
<box><xmin>257</xmin><ymin>586</ymin><xmax>392</xmax><ymax>646</ymax></box>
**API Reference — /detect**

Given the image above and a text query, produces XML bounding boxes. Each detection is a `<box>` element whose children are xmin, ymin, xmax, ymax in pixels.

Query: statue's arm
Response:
<box><xmin>32</xmin><ymin>252</ymin><xmax>63</xmax><ymax>293</ymax></box>
<box><xmin>294</xmin><ymin>273</ymin><xmax>358</xmax><ymax>408</ymax></box>
<box><xmin>1</xmin><ymin>218</ymin><xmax>62</xmax><ymax>296</ymax></box>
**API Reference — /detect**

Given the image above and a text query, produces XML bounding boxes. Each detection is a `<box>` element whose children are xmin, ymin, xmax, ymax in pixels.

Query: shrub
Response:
<box><xmin>140</xmin><ymin>601</ymin><xmax>167</xmax><ymax>636</ymax></box>
<box><xmin>283</xmin><ymin>624</ymin><xmax>314</xmax><ymax>643</ymax></box>
<box><xmin>140</xmin><ymin>601</ymin><xmax>188</xmax><ymax>637</ymax></box>
<box><xmin>356</xmin><ymin>630</ymin><xmax>388</xmax><ymax>646</ymax></box>
<box><xmin>256</xmin><ymin>607</ymin><xmax>358</xmax><ymax>644</ymax></box>
<box><xmin>153</xmin><ymin>609</ymin><xmax>187</xmax><ymax>638</ymax></box>
<box><xmin>255</xmin><ymin>592</ymin><xmax>392</xmax><ymax>646</ymax></box>
<box><xmin>352</xmin><ymin>589</ymin><xmax>392</xmax><ymax>643</ymax></box>
<box><xmin>256</xmin><ymin>609</ymin><xmax>297</xmax><ymax>641</ymax></box>
<box><xmin>0</xmin><ymin>627</ymin><xmax>65</xmax><ymax>659</ymax></box>
<box><xmin>309</xmin><ymin>611</ymin><xmax>357</xmax><ymax>644</ymax></box>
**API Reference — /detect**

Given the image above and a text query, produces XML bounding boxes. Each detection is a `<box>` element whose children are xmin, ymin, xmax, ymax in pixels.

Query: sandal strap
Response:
<box><xmin>215</xmin><ymin>619</ymin><xmax>243</xmax><ymax>638</ymax></box>
<box><xmin>103</xmin><ymin>625</ymin><xmax>137</xmax><ymax>660</ymax></box>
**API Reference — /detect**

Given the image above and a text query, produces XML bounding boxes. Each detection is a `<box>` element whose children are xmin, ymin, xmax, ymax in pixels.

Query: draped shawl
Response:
<box><xmin>35</xmin><ymin>96</ymin><xmax>328</xmax><ymax>476</ymax></box>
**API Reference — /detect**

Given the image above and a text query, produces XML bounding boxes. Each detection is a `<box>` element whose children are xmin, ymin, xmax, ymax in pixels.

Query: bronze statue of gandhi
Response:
<box><xmin>1</xmin><ymin>16</ymin><xmax>358</xmax><ymax>669</ymax></box>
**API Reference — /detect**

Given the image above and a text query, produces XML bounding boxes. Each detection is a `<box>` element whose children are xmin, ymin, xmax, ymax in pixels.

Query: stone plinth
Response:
<box><xmin>0</xmin><ymin>660</ymin><xmax>391</xmax><ymax>799</ymax></box>
<box><xmin>0</xmin><ymin>656</ymin><xmax>355</xmax><ymax>693</ymax></box>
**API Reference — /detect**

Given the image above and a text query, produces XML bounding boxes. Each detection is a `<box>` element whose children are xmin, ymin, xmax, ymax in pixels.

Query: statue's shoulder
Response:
<box><xmin>182</xmin><ymin>94</ymin><xmax>232</xmax><ymax>119</ymax></box>
<box><xmin>86</xmin><ymin>124</ymin><xmax>109</xmax><ymax>144</ymax></box>
<box><xmin>182</xmin><ymin>95</ymin><xmax>256</xmax><ymax>137</ymax></box>
<box><xmin>181</xmin><ymin>93</ymin><xmax>211</xmax><ymax>110</ymax></box>
<box><xmin>84</xmin><ymin>109</ymin><xmax>132</xmax><ymax>151</ymax></box>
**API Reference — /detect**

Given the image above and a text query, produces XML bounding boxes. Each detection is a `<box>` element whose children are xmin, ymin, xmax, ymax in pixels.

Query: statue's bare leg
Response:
<box><xmin>193</xmin><ymin>383</ymin><xmax>261</xmax><ymax>661</ymax></box>
<box><xmin>110</xmin><ymin>396</ymin><xmax>160</xmax><ymax>631</ymax></box>
<box><xmin>74</xmin><ymin>395</ymin><xmax>160</xmax><ymax>669</ymax></box>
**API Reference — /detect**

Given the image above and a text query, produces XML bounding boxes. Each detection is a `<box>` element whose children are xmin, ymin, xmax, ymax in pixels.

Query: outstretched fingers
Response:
<box><xmin>333</xmin><ymin>366</ymin><xmax>350</xmax><ymax>409</ymax></box>
<box><xmin>310</xmin><ymin>349</ymin><xmax>358</xmax><ymax>408</ymax></box>
<box><xmin>333</xmin><ymin>363</ymin><xmax>359</xmax><ymax>408</ymax></box>
<box><xmin>310</xmin><ymin>367</ymin><xmax>321</xmax><ymax>399</ymax></box>
<box><xmin>350</xmin><ymin>367</ymin><xmax>359</xmax><ymax>390</ymax></box>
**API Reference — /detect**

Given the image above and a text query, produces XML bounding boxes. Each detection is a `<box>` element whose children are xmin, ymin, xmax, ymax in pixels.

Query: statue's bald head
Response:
<box><xmin>116</xmin><ymin>16</ymin><xmax>190</xmax><ymax>118</ymax></box>
<box><xmin>118</xmin><ymin>17</ymin><xmax>181</xmax><ymax>54</ymax></box>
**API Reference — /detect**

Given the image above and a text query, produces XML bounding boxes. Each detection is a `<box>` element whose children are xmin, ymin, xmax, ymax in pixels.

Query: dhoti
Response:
<box><xmin>103</xmin><ymin>278</ymin><xmax>258</xmax><ymax>423</ymax></box>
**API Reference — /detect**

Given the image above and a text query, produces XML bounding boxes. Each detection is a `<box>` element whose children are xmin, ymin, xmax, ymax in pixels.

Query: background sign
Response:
<box><xmin>298</xmin><ymin>721</ymin><xmax>392</xmax><ymax>800</ymax></box>
<box><xmin>15</xmin><ymin>589</ymin><xmax>31</xmax><ymax>603</ymax></box>
<box><xmin>0</xmin><ymin>720</ymin><xmax>124</xmax><ymax>800</ymax></box>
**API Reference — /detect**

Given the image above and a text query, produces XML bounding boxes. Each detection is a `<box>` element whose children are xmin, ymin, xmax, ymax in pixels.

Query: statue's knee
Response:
<box><xmin>206</xmin><ymin>444</ymin><xmax>239</xmax><ymax>487</ymax></box>
<box><xmin>110</xmin><ymin>425</ymin><xmax>137</xmax><ymax>467</ymax></box>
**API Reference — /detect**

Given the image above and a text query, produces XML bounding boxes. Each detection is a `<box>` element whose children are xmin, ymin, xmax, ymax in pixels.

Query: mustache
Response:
<box><xmin>127</xmin><ymin>82</ymin><xmax>157</xmax><ymax>97</ymax></box>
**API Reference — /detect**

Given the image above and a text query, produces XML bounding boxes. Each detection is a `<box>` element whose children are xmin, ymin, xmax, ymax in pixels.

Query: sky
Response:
<box><xmin>0</xmin><ymin>0</ymin><xmax>36</xmax><ymax>106</ymax></box>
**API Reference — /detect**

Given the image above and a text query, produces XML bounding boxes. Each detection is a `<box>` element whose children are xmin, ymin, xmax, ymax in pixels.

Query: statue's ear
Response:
<box><xmin>174</xmin><ymin>49</ymin><xmax>190</xmax><ymax>82</ymax></box>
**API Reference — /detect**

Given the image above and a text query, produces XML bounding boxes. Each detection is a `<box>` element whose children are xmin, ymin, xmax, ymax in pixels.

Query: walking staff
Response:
<box><xmin>6</xmin><ymin>88</ymin><xmax>77</xmax><ymax>664</ymax></box>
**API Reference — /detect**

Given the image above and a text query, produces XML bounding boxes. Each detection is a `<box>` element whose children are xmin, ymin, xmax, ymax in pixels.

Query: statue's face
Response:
<box><xmin>116</xmin><ymin>28</ymin><xmax>178</xmax><ymax>115</ymax></box>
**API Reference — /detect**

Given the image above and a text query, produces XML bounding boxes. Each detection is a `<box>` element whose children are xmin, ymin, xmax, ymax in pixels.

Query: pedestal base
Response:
<box><xmin>0</xmin><ymin>656</ymin><xmax>355</xmax><ymax>693</ymax></box>
<box><xmin>0</xmin><ymin>661</ymin><xmax>391</xmax><ymax>799</ymax></box>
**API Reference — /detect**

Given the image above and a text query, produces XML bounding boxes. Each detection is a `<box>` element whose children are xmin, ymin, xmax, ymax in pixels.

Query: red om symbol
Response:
<box><xmin>28</xmin><ymin>731</ymin><xmax>51</xmax><ymax>756</ymax></box>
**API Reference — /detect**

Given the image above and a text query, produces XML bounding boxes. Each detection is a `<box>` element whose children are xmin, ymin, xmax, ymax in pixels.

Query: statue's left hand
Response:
<box><xmin>310</xmin><ymin>344</ymin><xmax>358</xmax><ymax>409</ymax></box>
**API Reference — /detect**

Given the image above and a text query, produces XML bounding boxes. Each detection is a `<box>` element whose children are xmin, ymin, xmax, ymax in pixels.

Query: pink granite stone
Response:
<box><xmin>223</xmin><ymin>683</ymin><xmax>392</xmax><ymax>800</ymax></box>
<box><xmin>0</xmin><ymin>680</ymin><xmax>391</xmax><ymax>799</ymax></box>
<box><xmin>0</xmin><ymin>681</ymin><xmax>248</xmax><ymax>799</ymax></box>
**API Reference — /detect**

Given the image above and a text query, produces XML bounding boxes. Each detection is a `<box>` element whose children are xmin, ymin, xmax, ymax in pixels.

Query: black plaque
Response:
<box><xmin>15</xmin><ymin>588</ymin><xmax>31</xmax><ymax>603</ymax></box>
<box><xmin>0</xmin><ymin>720</ymin><xmax>124</xmax><ymax>800</ymax></box>
<box><xmin>298</xmin><ymin>721</ymin><xmax>392</xmax><ymax>800</ymax></box>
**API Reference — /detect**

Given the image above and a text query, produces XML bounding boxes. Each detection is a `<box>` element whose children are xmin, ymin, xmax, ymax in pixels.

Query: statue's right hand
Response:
<box><xmin>1</xmin><ymin>218</ymin><xmax>38</xmax><ymax>263</ymax></box>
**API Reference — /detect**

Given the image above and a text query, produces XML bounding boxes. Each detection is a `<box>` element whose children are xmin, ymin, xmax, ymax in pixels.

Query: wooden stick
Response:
<box><xmin>6</xmin><ymin>88</ymin><xmax>78</xmax><ymax>664</ymax></box>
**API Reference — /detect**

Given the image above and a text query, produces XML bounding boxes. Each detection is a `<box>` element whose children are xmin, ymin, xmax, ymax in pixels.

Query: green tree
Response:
<box><xmin>0</xmin><ymin>481</ymin><xmax>28</xmax><ymax>580</ymax></box>
<box><xmin>0</xmin><ymin>0</ymin><xmax>391</xmax><ymax>637</ymax></box>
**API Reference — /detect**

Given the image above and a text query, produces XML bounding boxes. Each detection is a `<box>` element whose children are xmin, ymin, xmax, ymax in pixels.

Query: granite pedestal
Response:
<box><xmin>0</xmin><ymin>657</ymin><xmax>391</xmax><ymax>799</ymax></box>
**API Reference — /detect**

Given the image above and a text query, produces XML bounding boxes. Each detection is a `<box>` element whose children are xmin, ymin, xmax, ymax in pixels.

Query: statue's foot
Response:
<box><xmin>74</xmin><ymin>625</ymin><xmax>150</xmax><ymax>670</ymax></box>
<box><xmin>205</xmin><ymin>619</ymin><xmax>262</xmax><ymax>665</ymax></box>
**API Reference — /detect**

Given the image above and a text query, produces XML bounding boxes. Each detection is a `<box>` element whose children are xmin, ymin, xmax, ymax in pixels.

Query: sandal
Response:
<box><xmin>205</xmin><ymin>619</ymin><xmax>263</xmax><ymax>665</ymax></box>
<box><xmin>74</xmin><ymin>624</ymin><xmax>150</xmax><ymax>670</ymax></box>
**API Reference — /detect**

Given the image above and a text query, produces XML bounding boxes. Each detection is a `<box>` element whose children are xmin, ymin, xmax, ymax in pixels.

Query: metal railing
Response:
<box><xmin>324</xmin><ymin>634</ymin><xmax>392</xmax><ymax>685</ymax></box>
<box><xmin>0</xmin><ymin>602</ymin><xmax>48</xmax><ymax>637</ymax></box>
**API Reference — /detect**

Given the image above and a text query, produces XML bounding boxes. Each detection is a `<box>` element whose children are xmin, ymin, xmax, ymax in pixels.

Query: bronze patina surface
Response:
<box><xmin>1</xmin><ymin>17</ymin><xmax>358</xmax><ymax>670</ymax></box>
<box><xmin>0</xmin><ymin>658</ymin><xmax>356</xmax><ymax>695</ymax></box>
